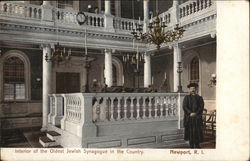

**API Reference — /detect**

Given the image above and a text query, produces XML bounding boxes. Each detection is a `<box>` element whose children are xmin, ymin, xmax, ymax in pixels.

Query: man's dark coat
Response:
<box><xmin>183</xmin><ymin>94</ymin><xmax>204</xmax><ymax>143</ymax></box>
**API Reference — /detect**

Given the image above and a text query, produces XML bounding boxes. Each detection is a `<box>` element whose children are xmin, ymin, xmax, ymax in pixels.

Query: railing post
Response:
<box><xmin>80</xmin><ymin>93</ymin><xmax>97</xmax><ymax>147</ymax></box>
<box><xmin>47</xmin><ymin>94</ymin><xmax>54</xmax><ymax>124</ymax></box>
<box><xmin>41</xmin><ymin>1</ymin><xmax>53</xmax><ymax>21</ymax></box>
<box><xmin>60</xmin><ymin>94</ymin><xmax>67</xmax><ymax>130</ymax></box>
<box><xmin>52</xmin><ymin>94</ymin><xmax>64</xmax><ymax>126</ymax></box>
<box><xmin>104</xmin><ymin>14</ymin><xmax>115</xmax><ymax>32</ymax></box>
<box><xmin>177</xmin><ymin>93</ymin><xmax>185</xmax><ymax>129</ymax></box>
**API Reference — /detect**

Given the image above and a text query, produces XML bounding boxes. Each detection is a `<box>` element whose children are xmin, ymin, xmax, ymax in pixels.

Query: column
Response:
<box><xmin>104</xmin><ymin>49</ymin><xmax>113</xmax><ymax>87</ymax></box>
<box><xmin>144</xmin><ymin>53</ymin><xmax>151</xmax><ymax>87</ymax></box>
<box><xmin>173</xmin><ymin>44</ymin><xmax>181</xmax><ymax>92</ymax></box>
<box><xmin>143</xmin><ymin>0</ymin><xmax>149</xmax><ymax>33</ymax></box>
<box><xmin>171</xmin><ymin>0</ymin><xmax>180</xmax><ymax>25</ymax></box>
<box><xmin>105</xmin><ymin>0</ymin><xmax>111</xmax><ymax>15</ymax></box>
<box><xmin>41</xmin><ymin>44</ymin><xmax>52</xmax><ymax>131</ymax></box>
<box><xmin>42</xmin><ymin>1</ymin><xmax>51</xmax><ymax>5</ymax></box>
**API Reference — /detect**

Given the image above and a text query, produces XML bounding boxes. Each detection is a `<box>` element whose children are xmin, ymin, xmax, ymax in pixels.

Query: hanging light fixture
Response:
<box><xmin>45</xmin><ymin>42</ymin><xmax>71</xmax><ymax>62</ymax></box>
<box><xmin>131</xmin><ymin>1</ymin><xmax>185</xmax><ymax>50</ymax></box>
<box><xmin>45</xmin><ymin>0</ymin><xmax>71</xmax><ymax>63</ymax></box>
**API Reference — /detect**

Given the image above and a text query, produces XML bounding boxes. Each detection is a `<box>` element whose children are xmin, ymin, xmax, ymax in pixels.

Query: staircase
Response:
<box><xmin>39</xmin><ymin>131</ymin><xmax>62</xmax><ymax>148</ymax></box>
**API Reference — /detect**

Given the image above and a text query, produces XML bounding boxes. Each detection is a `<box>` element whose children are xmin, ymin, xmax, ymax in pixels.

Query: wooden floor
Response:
<box><xmin>1</xmin><ymin>127</ymin><xmax>215</xmax><ymax>149</ymax></box>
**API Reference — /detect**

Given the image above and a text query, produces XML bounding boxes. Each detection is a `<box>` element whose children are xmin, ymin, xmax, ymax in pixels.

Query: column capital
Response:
<box><xmin>40</xmin><ymin>44</ymin><xmax>52</xmax><ymax>49</ymax></box>
<box><xmin>104</xmin><ymin>48</ymin><xmax>112</xmax><ymax>53</ymax></box>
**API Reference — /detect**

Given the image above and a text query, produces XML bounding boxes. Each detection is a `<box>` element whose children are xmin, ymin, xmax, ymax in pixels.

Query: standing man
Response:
<box><xmin>183</xmin><ymin>83</ymin><xmax>204</xmax><ymax>148</ymax></box>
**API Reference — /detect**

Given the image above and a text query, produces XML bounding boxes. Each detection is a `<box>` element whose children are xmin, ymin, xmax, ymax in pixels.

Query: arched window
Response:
<box><xmin>3</xmin><ymin>57</ymin><xmax>25</xmax><ymax>100</ymax></box>
<box><xmin>190</xmin><ymin>56</ymin><xmax>199</xmax><ymax>83</ymax></box>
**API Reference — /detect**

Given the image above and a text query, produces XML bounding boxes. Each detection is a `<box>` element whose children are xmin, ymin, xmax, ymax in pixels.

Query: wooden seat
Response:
<box><xmin>202</xmin><ymin>109</ymin><xmax>216</xmax><ymax>138</ymax></box>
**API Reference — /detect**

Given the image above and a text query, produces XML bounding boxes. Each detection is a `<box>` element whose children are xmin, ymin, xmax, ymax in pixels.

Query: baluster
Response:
<box><xmin>165</xmin><ymin>96</ymin><xmax>170</xmax><ymax>117</ymax></box>
<box><xmin>117</xmin><ymin>97</ymin><xmax>121</xmax><ymax>120</ymax></box>
<box><xmin>190</xmin><ymin>4</ymin><xmax>193</xmax><ymax>14</ymax></box>
<box><xmin>153</xmin><ymin>97</ymin><xmax>158</xmax><ymax>118</ymax></box>
<box><xmin>110</xmin><ymin>97</ymin><xmax>114</xmax><ymax>121</ymax></box>
<box><xmin>6</xmin><ymin>3</ymin><xmax>10</xmax><ymax>13</ymax></box>
<box><xmin>193</xmin><ymin>2</ymin><xmax>197</xmax><ymax>12</ymax></box>
<box><xmin>148</xmin><ymin>97</ymin><xmax>153</xmax><ymax>118</ymax></box>
<box><xmin>90</xmin><ymin>16</ymin><xmax>93</xmax><ymax>26</ymax></box>
<box><xmin>170</xmin><ymin>96</ymin><xmax>175</xmax><ymax>116</ymax></box>
<box><xmin>38</xmin><ymin>8</ymin><xmax>41</xmax><ymax>19</ymax></box>
<box><xmin>204</xmin><ymin>0</ymin><xmax>207</xmax><ymax>8</ymax></box>
<box><xmin>95</xmin><ymin>97</ymin><xmax>101</xmax><ymax>121</ymax></box>
<box><xmin>97</xmin><ymin>17</ymin><xmax>100</xmax><ymax>27</ymax></box>
<box><xmin>130</xmin><ymin>97</ymin><xmax>135</xmax><ymax>119</ymax></box>
<box><xmin>102</xmin><ymin>18</ymin><xmax>104</xmax><ymax>27</ymax></box>
<box><xmin>136</xmin><ymin>97</ymin><xmax>140</xmax><ymax>119</ymax></box>
<box><xmin>183</xmin><ymin>7</ymin><xmax>186</xmax><ymax>17</ymax></box>
<box><xmin>34</xmin><ymin>8</ymin><xmax>38</xmax><ymax>19</ymax></box>
<box><xmin>103</xmin><ymin>98</ymin><xmax>109</xmax><ymax>121</ymax></box>
<box><xmin>174</xmin><ymin>96</ymin><xmax>178</xmax><ymax>116</ymax></box>
<box><xmin>65</xmin><ymin>12</ymin><xmax>68</xmax><ymax>23</ymax></box>
<box><xmin>186</xmin><ymin>5</ymin><xmax>189</xmax><ymax>16</ymax></box>
<box><xmin>123</xmin><ymin>97</ymin><xmax>128</xmax><ymax>120</ymax></box>
<box><xmin>3</xmin><ymin>3</ymin><xmax>7</xmax><ymax>13</ymax></box>
<box><xmin>29</xmin><ymin>7</ymin><xmax>32</xmax><ymax>18</ymax></box>
<box><xmin>159</xmin><ymin>97</ymin><xmax>164</xmax><ymax>118</ymax></box>
<box><xmin>208</xmin><ymin>0</ymin><xmax>212</xmax><ymax>7</ymax></box>
<box><xmin>201</xmin><ymin>0</ymin><xmax>204</xmax><ymax>10</ymax></box>
<box><xmin>141</xmin><ymin>97</ymin><xmax>146</xmax><ymax>119</ymax></box>
<box><xmin>168</xmin><ymin>14</ymin><xmax>171</xmax><ymax>23</ymax></box>
<box><xmin>163</xmin><ymin>97</ymin><xmax>167</xmax><ymax>117</ymax></box>
<box><xmin>180</xmin><ymin>8</ymin><xmax>183</xmax><ymax>18</ymax></box>
<box><xmin>197</xmin><ymin>0</ymin><xmax>201</xmax><ymax>11</ymax></box>
<box><xmin>94</xmin><ymin>17</ymin><xmax>97</xmax><ymax>26</ymax></box>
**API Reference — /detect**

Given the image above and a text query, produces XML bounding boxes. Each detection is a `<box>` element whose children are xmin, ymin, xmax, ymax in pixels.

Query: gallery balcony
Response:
<box><xmin>0</xmin><ymin>0</ymin><xmax>216</xmax><ymax>51</ymax></box>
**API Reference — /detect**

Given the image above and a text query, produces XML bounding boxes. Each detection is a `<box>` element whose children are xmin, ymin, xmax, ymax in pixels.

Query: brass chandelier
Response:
<box><xmin>45</xmin><ymin>42</ymin><xmax>71</xmax><ymax>62</ymax></box>
<box><xmin>131</xmin><ymin>13</ymin><xmax>185</xmax><ymax>50</ymax></box>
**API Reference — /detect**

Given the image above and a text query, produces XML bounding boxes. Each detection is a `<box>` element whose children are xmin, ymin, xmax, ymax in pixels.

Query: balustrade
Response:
<box><xmin>179</xmin><ymin>0</ymin><xmax>213</xmax><ymax>18</ymax></box>
<box><xmin>113</xmin><ymin>17</ymin><xmax>139</xmax><ymax>31</ymax></box>
<box><xmin>0</xmin><ymin>1</ymin><xmax>42</xmax><ymax>20</ymax></box>
<box><xmin>64</xmin><ymin>94</ymin><xmax>82</xmax><ymax>123</ymax></box>
<box><xmin>91</xmin><ymin>93</ymin><xmax>179</xmax><ymax>122</ymax></box>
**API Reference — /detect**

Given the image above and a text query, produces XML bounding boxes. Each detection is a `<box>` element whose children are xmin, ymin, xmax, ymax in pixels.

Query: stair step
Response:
<box><xmin>47</xmin><ymin>131</ymin><xmax>60</xmax><ymax>136</ymax></box>
<box><xmin>49</xmin><ymin>145</ymin><xmax>63</xmax><ymax>148</ymax></box>
<box><xmin>40</xmin><ymin>136</ymin><xmax>55</xmax><ymax>143</ymax></box>
<box><xmin>39</xmin><ymin>136</ymin><xmax>59</xmax><ymax>148</ymax></box>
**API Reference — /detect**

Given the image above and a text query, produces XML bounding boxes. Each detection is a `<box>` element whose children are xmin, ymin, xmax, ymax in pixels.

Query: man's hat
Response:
<box><xmin>187</xmin><ymin>83</ymin><xmax>198</xmax><ymax>88</ymax></box>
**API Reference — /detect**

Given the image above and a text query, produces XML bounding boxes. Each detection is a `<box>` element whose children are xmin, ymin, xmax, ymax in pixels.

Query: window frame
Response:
<box><xmin>190</xmin><ymin>56</ymin><xmax>200</xmax><ymax>83</ymax></box>
<box><xmin>0</xmin><ymin>50</ymin><xmax>31</xmax><ymax>102</ymax></box>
